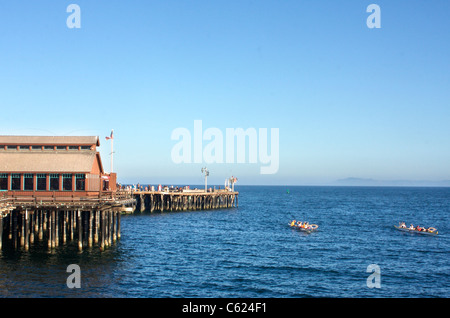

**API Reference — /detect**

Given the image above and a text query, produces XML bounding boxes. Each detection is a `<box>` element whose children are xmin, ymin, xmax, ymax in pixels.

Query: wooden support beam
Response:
<box><xmin>48</xmin><ymin>211</ymin><xmax>52</xmax><ymax>249</ymax></box>
<box><xmin>24</xmin><ymin>210</ymin><xmax>29</xmax><ymax>251</ymax></box>
<box><xmin>9</xmin><ymin>211</ymin><xmax>13</xmax><ymax>239</ymax></box>
<box><xmin>89</xmin><ymin>210</ymin><xmax>93</xmax><ymax>247</ymax></box>
<box><xmin>100</xmin><ymin>211</ymin><xmax>105</xmax><ymax>251</ymax></box>
<box><xmin>107</xmin><ymin>210</ymin><xmax>111</xmax><ymax>243</ymax></box>
<box><xmin>77</xmin><ymin>210</ymin><xmax>82</xmax><ymax>251</ymax></box>
<box><xmin>0</xmin><ymin>214</ymin><xmax>3</xmax><ymax>250</ymax></box>
<box><xmin>62</xmin><ymin>210</ymin><xmax>67</xmax><ymax>244</ymax></box>
<box><xmin>20</xmin><ymin>212</ymin><xmax>25</xmax><ymax>247</ymax></box>
<box><xmin>117</xmin><ymin>211</ymin><xmax>121</xmax><ymax>239</ymax></box>
<box><xmin>55</xmin><ymin>210</ymin><xmax>59</xmax><ymax>247</ymax></box>
<box><xmin>38</xmin><ymin>210</ymin><xmax>43</xmax><ymax>240</ymax></box>
<box><xmin>94</xmin><ymin>210</ymin><xmax>99</xmax><ymax>243</ymax></box>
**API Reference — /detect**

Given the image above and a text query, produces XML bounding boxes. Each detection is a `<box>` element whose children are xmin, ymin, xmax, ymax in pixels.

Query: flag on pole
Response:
<box><xmin>105</xmin><ymin>130</ymin><xmax>114</xmax><ymax>172</ymax></box>
<box><xmin>106</xmin><ymin>130</ymin><xmax>114</xmax><ymax>140</ymax></box>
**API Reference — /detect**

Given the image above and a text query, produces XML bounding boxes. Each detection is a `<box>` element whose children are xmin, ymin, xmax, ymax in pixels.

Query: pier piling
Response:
<box><xmin>130</xmin><ymin>189</ymin><xmax>238</xmax><ymax>213</ymax></box>
<box><xmin>0</xmin><ymin>214</ymin><xmax>3</xmax><ymax>250</ymax></box>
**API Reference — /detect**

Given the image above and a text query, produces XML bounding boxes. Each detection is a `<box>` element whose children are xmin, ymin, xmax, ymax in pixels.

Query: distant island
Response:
<box><xmin>335</xmin><ymin>177</ymin><xmax>450</xmax><ymax>187</ymax></box>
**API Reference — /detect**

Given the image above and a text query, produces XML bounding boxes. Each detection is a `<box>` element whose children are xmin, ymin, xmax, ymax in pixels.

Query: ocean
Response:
<box><xmin>0</xmin><ymin>186</ymin><xmax>449</xmax><ymax>298</ymax></box>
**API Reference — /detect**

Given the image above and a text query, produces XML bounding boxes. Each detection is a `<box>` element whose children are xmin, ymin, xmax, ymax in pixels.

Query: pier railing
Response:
<box><xmin>1</xmin><ymin>190</ymin><xmax>135</xmax><ymax>209</ymax></box>
<box><xmin>1</xmin><ymin>188</ymin><xmax>238</xmax><ymax>213</ymax></box>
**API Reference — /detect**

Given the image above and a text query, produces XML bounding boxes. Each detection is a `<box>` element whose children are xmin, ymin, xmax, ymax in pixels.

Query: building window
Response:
<box><xmin>37</xmin><ymin>174</ymin><xmax>47</xmax><ymax>191</ymax></box>
<box><xmin>44</xmin><ymin>146</ymin><xmax>54</xmax><ymax>150</ymax></box>
<box><xmin>0</xmin><ymin>173</ymin><xmax>7</xmax><ymax>190</ymax></box>
<box><xmin>11</xmin><ymin>173</ymin><xmax>21</xmax><ymax>190</ymax></box>
<box><xmin>32</xmin><ymin>146</ymin><xmax>42</xmax><ymax>150</ymax></box>
<box><xmin>50</xmin><ymin>174</ymin><xmax>59</xmax><ymax>191</ymax></box>
<box><xmin>24</xmin><ymin>173</ymin><xmax>33</xmax><ymax>191</ymax></box>
<box><xmin>68</xmin><ymin>146</ymin><xmax>78</xmax><ymax>150</ymax></box>
<box><xmin>63</xmin><ymin>173</ymin><xmax>72</xmax><ymax>191</ymax></box>
<box><xmin>7</xmin><ymin>145</ymin><xmax>17</xmax><ymax>150</ymax></box>
<box><xmin>81</xmin><ymin>146</ymin><xmax>91</xmax><ymax>150</ymax></box>
<box><xmin>76</xmin><ymin>174</ymin><xmax>85</xmax><ymax>191</ymax></box>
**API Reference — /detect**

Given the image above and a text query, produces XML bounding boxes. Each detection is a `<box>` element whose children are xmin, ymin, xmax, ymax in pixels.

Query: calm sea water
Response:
<box><xmin>0</xmin><ymin>186</ymin><xmax>449</xmax><ymax>298</ymax></box>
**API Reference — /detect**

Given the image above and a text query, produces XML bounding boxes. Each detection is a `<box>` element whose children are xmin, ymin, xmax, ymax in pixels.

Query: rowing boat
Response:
<box><xmin>289</xmin><ymin>223</ymin><xmax>318</xmax><ymax>233</ymax></box>
<box><xmin>394</xmin><ymin>225</ymin><xmax>438</xmax><ymax>236</ymax></box>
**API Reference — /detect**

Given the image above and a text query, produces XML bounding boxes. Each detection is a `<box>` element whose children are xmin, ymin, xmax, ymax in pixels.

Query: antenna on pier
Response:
<box><xmin>201</xmin><ymin>167</ymin><xmax>209</xmax><ymax>192</ymax></box>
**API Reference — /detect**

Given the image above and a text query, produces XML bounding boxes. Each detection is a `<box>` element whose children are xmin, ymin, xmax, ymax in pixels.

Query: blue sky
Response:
<box><xmin>0</xmin><ymin>1</ymin><xmax>449</xmax><ymax>185</ymax></box>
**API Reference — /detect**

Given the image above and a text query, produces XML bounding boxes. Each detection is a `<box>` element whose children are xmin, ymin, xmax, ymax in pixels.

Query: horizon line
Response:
<box><xmin>117</xmin><ymin>182</ymin><xmax>450</xmax><ymax>188</ymax></box>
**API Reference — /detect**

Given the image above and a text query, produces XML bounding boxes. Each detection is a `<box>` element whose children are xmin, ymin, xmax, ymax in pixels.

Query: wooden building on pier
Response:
<box><xmin>0</xmin><ymin>135</ymin><xmax>116</xmax><ymax>196</ymax></box>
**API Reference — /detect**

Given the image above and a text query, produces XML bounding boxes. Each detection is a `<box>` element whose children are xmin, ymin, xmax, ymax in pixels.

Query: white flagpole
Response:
<box><xmin>111</xmin><ymin>129</ymin><xmax>114</xmax><ymax>173</ymax></box>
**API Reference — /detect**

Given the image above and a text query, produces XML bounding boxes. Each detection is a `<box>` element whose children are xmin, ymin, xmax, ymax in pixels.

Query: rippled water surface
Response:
<box><xmin>1</xmin><ymin>186</ymin><xmax>449</xmax><ymax>297</ymax></box>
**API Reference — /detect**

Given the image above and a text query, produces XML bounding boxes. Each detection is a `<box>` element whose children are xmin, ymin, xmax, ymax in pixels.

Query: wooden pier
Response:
<box><xmin>133</xmin><ymin>189</ymin><xmax>239</xmax><ymax>213</ymax></box>
<box><xmin>0</xmin><ymin>189</ymin><xmax>239</xmax><ymax>251</ymax></box>
<box><xmin>0</xmin><ymin>191</ymin><xmax>135</xmax><ymax>251</ymax></box>
<box><xmin>0</xmin><ymin>135</ymin><xmax>240</xmax><ymax>252</ymax></box>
